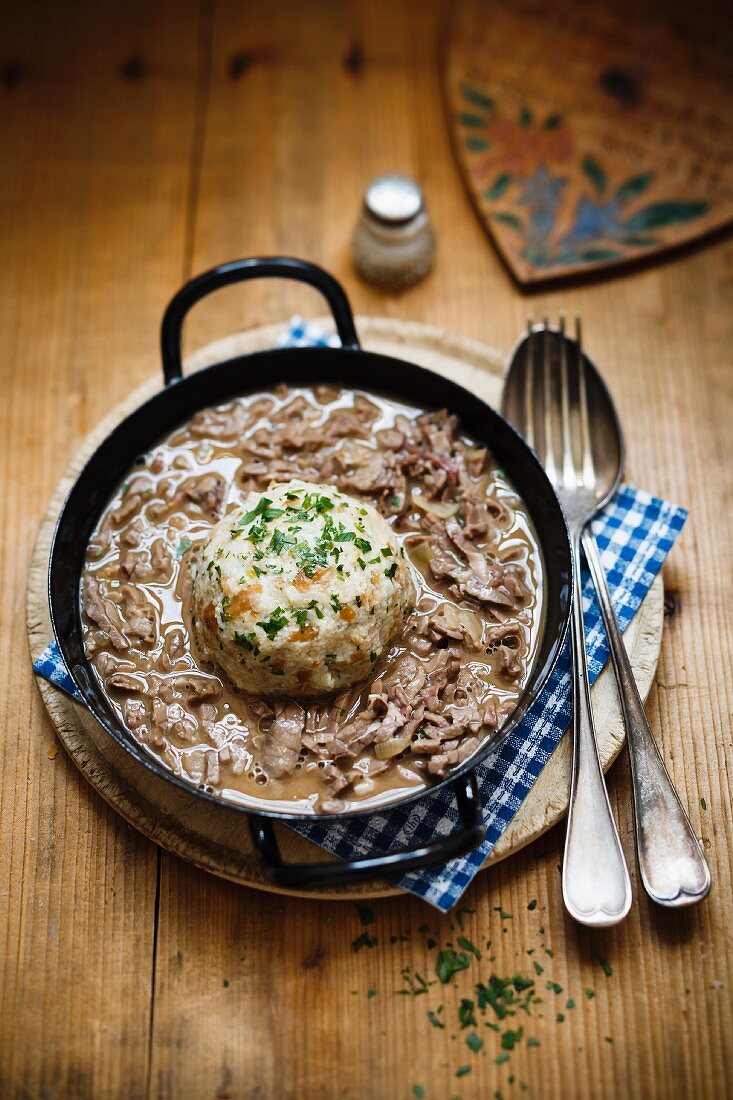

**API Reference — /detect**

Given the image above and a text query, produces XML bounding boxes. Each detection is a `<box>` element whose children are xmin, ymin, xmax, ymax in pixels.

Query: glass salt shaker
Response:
<box><xmin>350</xmin><ymin>174</ymin><xmax>436</xmax><ymax>288</ymax></box>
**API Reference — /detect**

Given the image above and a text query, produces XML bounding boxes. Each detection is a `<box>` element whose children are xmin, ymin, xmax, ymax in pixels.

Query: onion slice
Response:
<box><xmin>374</xmin><ymin>727</ymin><xmax>413</xmax><ymax>759</ymax></box>
<box><xmin>411</xmin><ymin>489</ymin><xmax>459</xmax><ymax>519</ymax></box>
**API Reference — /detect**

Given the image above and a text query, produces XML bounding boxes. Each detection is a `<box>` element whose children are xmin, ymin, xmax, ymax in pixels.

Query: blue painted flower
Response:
<box><xmin>517</xmin><ymin>166</ymin><xmax>566</xmax><ymax>261</ymax></box>
<box><xmin>559</xmin><ymin>197</ymin><xmax>625</xmax><ymax>248</ymax></box>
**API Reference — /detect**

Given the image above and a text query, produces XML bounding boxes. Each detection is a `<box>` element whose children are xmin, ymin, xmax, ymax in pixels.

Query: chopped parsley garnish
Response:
<box><xmin>269</xmin><ymin>528</ymin><xmax>295</xmax><ymax>554</ymax></box>
<box><xmin>256</xmin><ymin>609</ymin><xmax>289</xmax><ymax>640</ymax></box>
<box><xmin>308</xmin><ymin>599</ymin><xmax>325</xmax><ymax>619</ymax></box>
<box><xmin>238</xmin><ymin>497</ymin><xmax>275</xmax><ymax>525</ymax></box>
<box><xmin>330</xmin><ymin>594</ymin><xmax>343</xmax><ymax>612</ymax></box>
<box><xmin>244</xmin><ymin>523</ymin><xmax>267</xmax><ymax>543</ymax></box>
<box><xmin>466</xmin><ymin>1032</ymin><xmax>483</xmax><ymax>1054</ymax></box>
<box><xmin>354</xmin><ymin>537</ymin><xmax>372</xmax><ymax>552</ymax></box>
<box><xmin>427</xmin><ymin>1008</ymin><xmax>445</xmax><ymax>1029</ymax></box>
<box><xmin>458</xmin><ymin>999</ymin><xmax>477</xmax><ymax>1029</ymax></box>
<box><xmin>356</xmin><ymin>904</ymin><xmax>374</xmax><ymax>926</ymax></box>
<box><xmin>527</xmin><ymin>899</ymin><xmax>538</xmax><ymax>910</ymax></box>
<box><xmin>384</xmin><ymin>563</ymin><xmax>398</xmax><ymax>580</ymax></box>
<box><xmin>234</xmin><ymin>631</ymin><xmax>259</xmax><ymax>655</ymax></box>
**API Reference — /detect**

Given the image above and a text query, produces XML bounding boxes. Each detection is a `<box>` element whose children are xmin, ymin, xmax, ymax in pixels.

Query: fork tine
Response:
<box><xmin>575</xmin><ymin>317</ymin><xmax>595</xmax><ymax>487</ymax></box>
<box><xmin>524</xmin><ymin>318</ymin><xmax>535</xmax><ymax>449</ymax></box>
<box><xmin>558</xmin><ymin>314</ymin><xmax>575</xmax><ymax>489</ymax></box>
<box><xmin>541</xmin><ymin>317</ymin><xmax>558</xmax><ymax>485</ymax></box>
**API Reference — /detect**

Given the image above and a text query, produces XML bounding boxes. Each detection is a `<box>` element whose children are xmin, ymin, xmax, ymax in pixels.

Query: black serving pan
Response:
<box><xmin>49</xmin><ymin>257</ymin><xmax>572</xmax><ymax>890</ymax></box>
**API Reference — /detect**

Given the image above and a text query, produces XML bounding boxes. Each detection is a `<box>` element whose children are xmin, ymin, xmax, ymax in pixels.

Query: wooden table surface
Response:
<box><xmin>1</xmin><ymin>2</ymin><xmax>731</xmax><ymax>1097</ymax></box>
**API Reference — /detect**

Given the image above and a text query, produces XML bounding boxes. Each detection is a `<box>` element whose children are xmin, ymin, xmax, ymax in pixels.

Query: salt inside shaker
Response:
<box><xmin>350</xmin><ymin>174</ymin><xmax>436</xmax><ymax>288</ymax></box>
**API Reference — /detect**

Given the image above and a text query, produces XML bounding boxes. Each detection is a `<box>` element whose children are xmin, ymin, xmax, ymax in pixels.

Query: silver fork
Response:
<box><xmin>516</xmin><ymin>317</ymin><xmax>632</xmax><ymax>926</ymax></box>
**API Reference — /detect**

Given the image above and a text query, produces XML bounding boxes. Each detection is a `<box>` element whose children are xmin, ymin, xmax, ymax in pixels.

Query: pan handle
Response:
<box><xmin>160</xmin><ymin>256</ymin><xmax>361</xmax><ymax>385</ymax></box>
<box><xmin>247</xmin><ymin>771</ymin><xmax>485</xmax><ymax>891</ymax></box>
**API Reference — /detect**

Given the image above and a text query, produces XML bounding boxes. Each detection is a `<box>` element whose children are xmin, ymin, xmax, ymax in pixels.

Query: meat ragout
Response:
<box><xmin>81</xmin><ymin>384</ymin><xmax>544</xmax><ymax>814</ymax></box>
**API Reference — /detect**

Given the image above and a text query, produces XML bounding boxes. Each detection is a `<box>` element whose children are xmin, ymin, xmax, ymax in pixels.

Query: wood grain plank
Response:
<box><xmin>0</xmin><ymin>1</ymin><xmax>202</xmax><ymax>1095</ymax></box>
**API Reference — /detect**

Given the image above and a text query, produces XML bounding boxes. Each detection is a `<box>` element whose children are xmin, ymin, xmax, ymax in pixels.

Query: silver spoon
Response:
<box><xmin>504</xmin><ymin>317</ymin><xmax>711</xmax><ymax>911</ymax></box>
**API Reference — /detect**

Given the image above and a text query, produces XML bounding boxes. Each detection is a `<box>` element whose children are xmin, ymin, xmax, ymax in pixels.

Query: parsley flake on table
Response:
<box><xmin>466</xmin><ymin>1032</ymin><xmax>483</xmax><ymax>1054</ymax></box>
<box><xmin>351</xmin><ymin>932</ymin><xmax>377</xmax><ymax>951</ymax></box>
<box><xmin>436</xmin><ymin>949</ymin><xmax>471</xmax><ymax>984</ymax></box>
<box><xmin>457</xmin><ymin>935</ymin><xmax>481</xmax><ymax>960</ymax></box>
<box><xmin>458</xmin><ymin>999</ymin><xmax>477</xmax><ymax>1029</ymax></box>
<box><xmin>593</xmin><ymin>952</ymin><xmax>613</xmax><ymax>977</ymax></box>
<box><xmin>501</xmin><ymin>1028</ymin><xmax>523</xmax><ymax>1050</ymax></box>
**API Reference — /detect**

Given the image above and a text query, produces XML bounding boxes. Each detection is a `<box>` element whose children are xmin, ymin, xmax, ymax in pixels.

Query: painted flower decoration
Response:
<box><xmin>455</xmin><ymin>83</ymin><xmax>712</xmax><ymax>272</ymax></box>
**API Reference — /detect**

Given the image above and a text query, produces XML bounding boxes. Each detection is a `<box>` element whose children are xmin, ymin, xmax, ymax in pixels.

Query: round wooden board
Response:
<box><xmin>27</xmin><ymin>316</ymin><xmax>663</xmax><ymax>901</ymax></box>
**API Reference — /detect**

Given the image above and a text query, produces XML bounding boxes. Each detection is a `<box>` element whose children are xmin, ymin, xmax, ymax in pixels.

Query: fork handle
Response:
<box><xmin>563</xmin><ymin>534</ymin><xmax>633</xmax><ymax>927</ymax></box>
<box><xmin>581</xmin><ymin>528</ymin><xmax>711</xmax><ymax>907</ymax></box>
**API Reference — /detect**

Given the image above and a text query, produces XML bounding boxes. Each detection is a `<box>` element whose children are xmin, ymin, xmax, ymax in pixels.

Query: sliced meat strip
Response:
<box><xmin>168</xmin><ymin>672</ymin><xmax>223</xmax><ymax>702</ymax></box>
<box><xmin>427</xmin><ymin>735</ymin><xmax>481</xmax><ymax>777</ymax></box>
<box><xmin>261</xmin><ymin>701</ymin><xmax>306</xmax><ymax>779</ymax></box>
<box><xmin>82</xmin><ymin>575</ymin><xmax>128</xmax><ymax>650</ymax></box>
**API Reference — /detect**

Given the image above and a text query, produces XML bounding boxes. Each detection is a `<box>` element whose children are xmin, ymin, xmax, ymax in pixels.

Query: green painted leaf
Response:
<box><xmin>621</xmin><ymin>234</ymin><xmax>657</xmax><ymax>247</ymax></box>
<box><xmin>519</xmin><ymin>105</ymin><xmax>533</xmax><ymax>127</ymax></box>
<box><xmin>578</xmin><ymin>248</ymin><xmax>623</xmax><ymax>262</ymax></box>
<box><xmin>581</xmin><ymin>155</ymin><xmax>607</xmax><ymax>194</ymax></box>
<box><xmin>543</xmin><ymin>113</ymin><xmax>562</xmax><ymax>130</ymax></box>
<box><xmin>484</xmin><ymin>173</ymin><xmax>511</xmax><ymax>201</ymax></box>
<box><xmin>465</xmin><ymin>137</ymin><xmax>491</xmax><ymax>152</ymax></box>
<box><xmin>492</xmin><ymin>212</ymin><xmax>523</xmax><ymax>232</ymax></box>
<box><xmin>625</xmin><ymin>200</ymin><xmax>710</xmax><ymax>232</ymax></box>
<box><xmin>460</xmin><ymin>84</ymin><xmax>495</xmax><ymax>112</ymax></box>
<box><xmin>615</xmin><ymin>172</ymin><xmax>653</xmax><ymax>203</ymax></box>
<box><xmin>459</xmin><ymin>111</ymin><xmax>488</xmax><ymax>129</ymax></box>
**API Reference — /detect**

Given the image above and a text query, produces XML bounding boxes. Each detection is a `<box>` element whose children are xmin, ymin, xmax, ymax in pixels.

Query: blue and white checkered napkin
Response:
<box><xmin>34</xmin><ymin>319</ymin><xmax>687</xmax><ymax>911</ymax></box>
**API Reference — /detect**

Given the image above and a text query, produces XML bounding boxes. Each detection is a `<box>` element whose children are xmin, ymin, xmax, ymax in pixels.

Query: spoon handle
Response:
<box><xmin>581</xmin><ymin>527</ymin><xmax>711</xmax><ymax>907</ymax></box>
<box><xmin>563</xmin><ymin>534</ymin><xmax>633</xmax><ymax>927</ymax></box>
